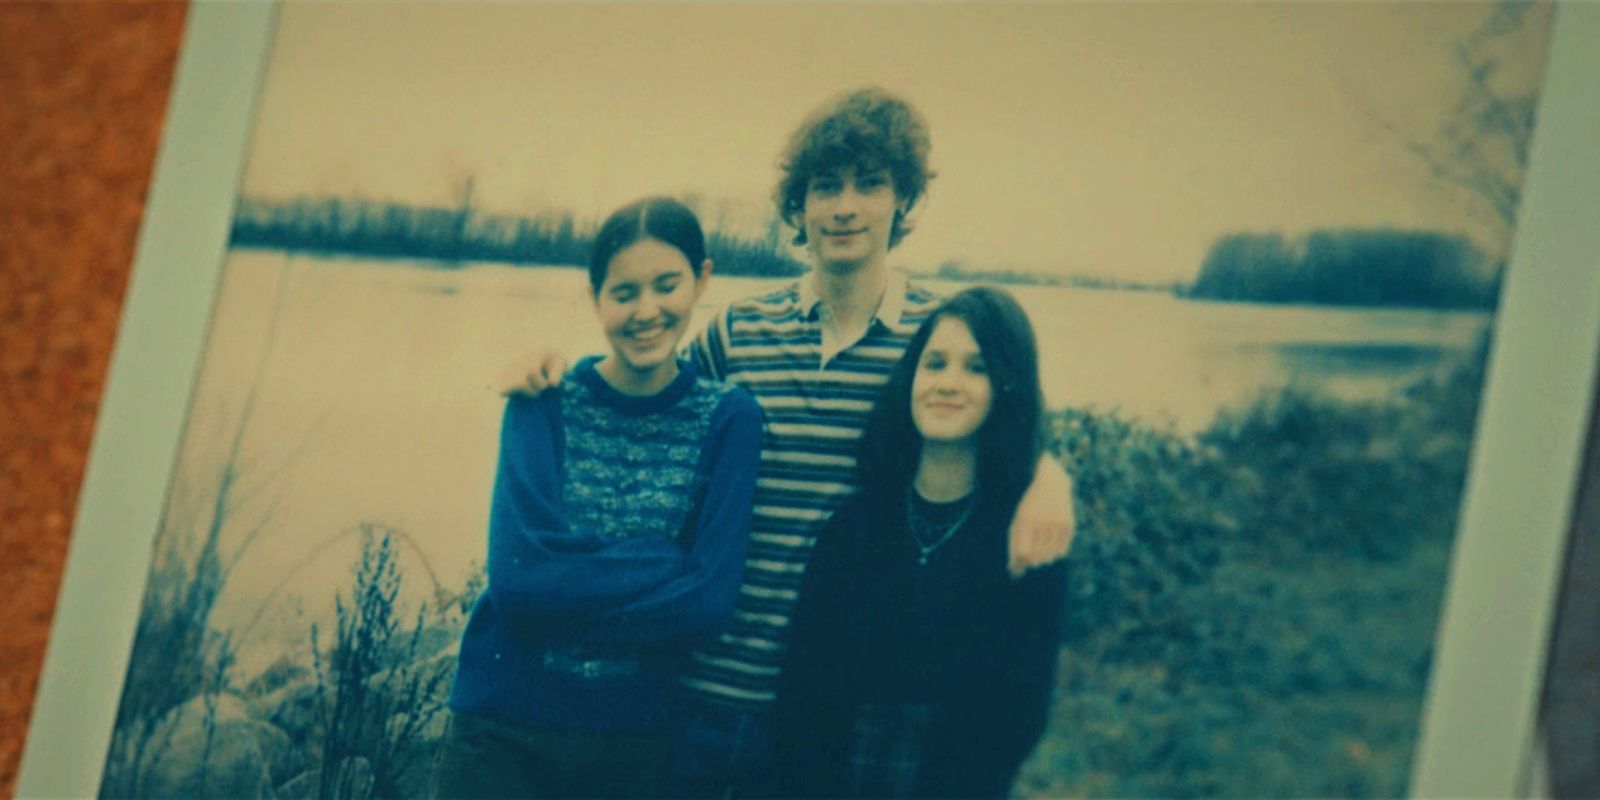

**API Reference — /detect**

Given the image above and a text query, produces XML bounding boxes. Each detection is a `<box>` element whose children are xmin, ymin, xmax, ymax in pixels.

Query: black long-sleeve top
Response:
<box><xmin>777</xmin><ymin>490</ymin><xmax>1066</xmax><ymax>798</ymax></box>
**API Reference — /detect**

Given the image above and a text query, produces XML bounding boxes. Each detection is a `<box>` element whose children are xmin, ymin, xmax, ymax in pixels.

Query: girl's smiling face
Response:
<box><xmin>592</xmin><ymin>237</ymin><xmax>706</xmax><ymax>383</ymax></box>
<box><xmin>910</xmin><ymin>317</ymin><xmax>993</xmax><ymax>445</ymax></box>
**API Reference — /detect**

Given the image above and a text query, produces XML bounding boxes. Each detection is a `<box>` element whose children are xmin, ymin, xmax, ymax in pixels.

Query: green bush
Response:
<box><xmin>1026</xmin><ymin>342</ymin><xmax>1487</xmax><ymax>797</ymax></box>
<box><xmin>1048</xmin><ymin>408</ymin><xmax>1239</xmax><ymax>648</ymax></box>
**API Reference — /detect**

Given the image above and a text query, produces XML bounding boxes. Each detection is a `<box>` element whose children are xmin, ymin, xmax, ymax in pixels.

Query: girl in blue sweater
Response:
<box><xmin>437</xmin><ymin>197</ymin><xmax>763</xmax><ymax>798</ymax></box>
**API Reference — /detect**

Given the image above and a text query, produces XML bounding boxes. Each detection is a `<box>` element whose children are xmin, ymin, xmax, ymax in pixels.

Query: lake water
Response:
<box><xmin>170</xmin><ymin>251</ymin><xmax>1490</xmax><ymax>676</ymax></box>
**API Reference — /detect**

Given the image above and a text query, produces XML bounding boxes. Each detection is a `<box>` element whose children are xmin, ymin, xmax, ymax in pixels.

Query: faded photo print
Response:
<box><xmin>102</xmin><ymin>3</ymin><xmax>1555</xmax><ymax>798</ymax></box>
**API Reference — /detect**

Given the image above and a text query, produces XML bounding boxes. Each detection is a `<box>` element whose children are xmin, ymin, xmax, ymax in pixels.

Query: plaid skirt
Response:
<box><xmin>843</xmin><ymin>702</ymin><xmax>937</xmax><ymax>798</ymax></box>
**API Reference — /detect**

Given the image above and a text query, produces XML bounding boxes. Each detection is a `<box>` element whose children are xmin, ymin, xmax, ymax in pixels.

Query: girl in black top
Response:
<box><xmin>778</xmin><ymin>287</ymin><xmax>1067</xmax><ymax>798</ymax></box>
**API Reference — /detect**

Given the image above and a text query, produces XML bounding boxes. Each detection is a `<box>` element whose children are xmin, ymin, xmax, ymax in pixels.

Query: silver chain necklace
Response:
<box><xmin>905</xmin><ymin>487</ymin><xmax>975</xmax><ymax>566</ymax></box>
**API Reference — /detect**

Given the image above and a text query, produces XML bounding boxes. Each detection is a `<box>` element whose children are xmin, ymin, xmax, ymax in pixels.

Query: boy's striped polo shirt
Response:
<box><xmin>683</xmin><ymin>270</ymin><xmax>942</xmax><ymax>707</ymax></box>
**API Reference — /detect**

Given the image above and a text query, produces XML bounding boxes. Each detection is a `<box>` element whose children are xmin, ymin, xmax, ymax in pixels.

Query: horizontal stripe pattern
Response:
<box><xmin>683</xmin><ymin>278</ymin><xmax>941</xmax><ymax>707</ymax></box>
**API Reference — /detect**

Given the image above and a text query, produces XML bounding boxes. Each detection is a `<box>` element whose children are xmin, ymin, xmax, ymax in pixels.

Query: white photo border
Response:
<box><xmin>16</xmin><ymin>3</ymin><xmax>1600</xmax><ymax>798</ymax></box>
<box><xmin>16</xmin><ymin>4</ymin><xmax>279</xmax><ymax>798</ymax></box>
<box><xmin>1410</xmin><ymin>3</ymin><xmax>1600</xmax><ymax>796</ymax></box>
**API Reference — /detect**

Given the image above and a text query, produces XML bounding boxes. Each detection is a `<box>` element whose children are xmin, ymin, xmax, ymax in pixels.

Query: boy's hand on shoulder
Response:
<box><xmin>498</xmin><ymin>349</ymin><xmax>569</xmax><ymax>397</ymax></box>
<box><xmin>1007</xmin><ymin>457</ymin><xmax>1076</xmax><ymax>578</ymax></box>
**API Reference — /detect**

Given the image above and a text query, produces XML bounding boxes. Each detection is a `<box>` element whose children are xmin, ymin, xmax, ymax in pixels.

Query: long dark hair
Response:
<box><xmin>856</xmin><ymin>286</ymin><xmax>1044</xmax><ymax>524</ymax></box>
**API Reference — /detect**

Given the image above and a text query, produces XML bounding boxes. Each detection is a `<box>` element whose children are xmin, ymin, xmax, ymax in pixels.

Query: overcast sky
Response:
<box><xmin>239</xmin><ymin>2</ymin><xmax>1553</xmax><ymax>284</ymax></box>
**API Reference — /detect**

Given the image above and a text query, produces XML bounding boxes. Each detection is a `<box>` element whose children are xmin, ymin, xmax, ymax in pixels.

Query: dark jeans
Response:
<box><xmin>667</xmin><ymin>701</ymin><xmax>778</xmax><ymax>799</ymax></box>
<box><xmin>433</xmin><ymin>710</ymin><xmax>669</xmax><ymax>799</ymax></box>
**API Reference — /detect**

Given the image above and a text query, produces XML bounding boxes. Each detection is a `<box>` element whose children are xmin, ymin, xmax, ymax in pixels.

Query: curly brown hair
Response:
<box><xmin>775</xmin><ymin>87</ymin><xmax>934</xmax><ymax>249</ymax></box>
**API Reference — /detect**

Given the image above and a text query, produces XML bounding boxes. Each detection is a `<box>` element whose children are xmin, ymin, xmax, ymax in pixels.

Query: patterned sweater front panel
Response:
<box><xmin>562</xmin><ymin>368</ymin><xmax>721</xmax><ymax>545</ymax></box>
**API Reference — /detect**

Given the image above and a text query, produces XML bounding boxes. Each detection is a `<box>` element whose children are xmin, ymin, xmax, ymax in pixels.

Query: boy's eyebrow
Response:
<box><xmin>811</xmin><ymin>164</ymin><xmax>891</xmax><ymax>180</ymax></box>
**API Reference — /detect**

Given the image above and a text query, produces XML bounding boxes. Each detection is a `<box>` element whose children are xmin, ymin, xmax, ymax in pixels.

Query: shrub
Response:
<box><xmin>310</xmin><ymin>524</ymin><xmax>451</xmax><ymax>799</ymax></box>
<box><xmin>1026</xmin><ymin>342</ymin><xmax>1488</xmax><ymax>796</ymax></box>
<box><xmin>1047</xmin><ymin>408</ymin><xmax>1239</xmax><ymax>649</ymax></box>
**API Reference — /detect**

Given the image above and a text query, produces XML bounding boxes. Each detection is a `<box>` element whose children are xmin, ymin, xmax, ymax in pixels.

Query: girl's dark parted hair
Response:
<box><xmin>588</xmin><ymin>196</ymin><xmax>707</xmax><ymax>292</ymax></box>
<box><xmin>856</xmin><ymin>286</ymin><xmax>1045</xmax><ymax>523</ymax></box>
<box><xmin>775</xmin><ymin>87</ymin><xmax>934</xmax><ymax>250</ymax></box>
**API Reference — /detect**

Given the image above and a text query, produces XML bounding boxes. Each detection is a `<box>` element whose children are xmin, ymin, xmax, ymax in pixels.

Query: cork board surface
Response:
<box><xmin>0</xmin><ymin>3</ymin><xmax>187</xmax><ymax>796</ymax></box>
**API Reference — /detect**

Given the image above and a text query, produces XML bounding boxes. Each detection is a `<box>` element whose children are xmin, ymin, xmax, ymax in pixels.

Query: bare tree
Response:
<box><xmin>1400</xmin><ymin>1</ymin><xmax>1554</xmax><ymax>247</ymax></box>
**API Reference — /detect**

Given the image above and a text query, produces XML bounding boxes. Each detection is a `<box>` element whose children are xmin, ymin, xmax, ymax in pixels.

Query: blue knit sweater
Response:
<box><xmin>450</xmin><ymin>357</ymin><xmax>763</xmax><ymax>732</ymax></box>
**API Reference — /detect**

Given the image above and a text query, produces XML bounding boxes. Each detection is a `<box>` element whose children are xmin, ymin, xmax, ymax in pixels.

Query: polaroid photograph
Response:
<box><xmin>18</xmin><ymin>2</ymin><xmax>1600</xmax><ymax>798</ymax></box>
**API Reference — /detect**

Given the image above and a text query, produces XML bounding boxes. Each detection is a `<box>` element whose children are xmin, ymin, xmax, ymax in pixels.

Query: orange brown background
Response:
<box><xmin>0</xmin><ymin>3</ymin><xmax>187</xmax><ymax>796</ymax></box>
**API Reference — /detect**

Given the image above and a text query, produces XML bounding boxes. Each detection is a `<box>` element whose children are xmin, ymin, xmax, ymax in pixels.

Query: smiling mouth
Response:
<box><xmin>624</xmin><ymin>323</ymin><xmax>673</xmax><ymax>344</ymax></box>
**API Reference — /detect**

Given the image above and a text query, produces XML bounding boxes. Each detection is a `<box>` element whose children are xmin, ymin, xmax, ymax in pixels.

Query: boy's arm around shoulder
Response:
<box><xmin>684</xmin><ymin>304</ymin><xmax>733</xmax><ymax>382</ymax></box>
<box><xmin>1007</xmin><ymin>454</ymin><xmax>1077</xmax><ymax>577</ymax></box>
<box><xmin>497</xmin><ymin>350</ymin><xmax>569</xmax><ymax>397</ymax></box>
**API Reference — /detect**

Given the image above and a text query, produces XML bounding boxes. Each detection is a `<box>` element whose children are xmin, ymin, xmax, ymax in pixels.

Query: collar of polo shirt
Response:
<box><xmin>797</xmin><ymin>268</ymin><xmax>912</xmax><ymax>331</ymax></box>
